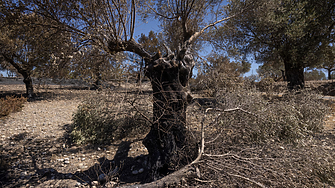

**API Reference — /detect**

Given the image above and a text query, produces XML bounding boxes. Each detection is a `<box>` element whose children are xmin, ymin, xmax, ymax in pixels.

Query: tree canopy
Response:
<box><xmin>211</xmin><ymin>0</ymin><xmax>335</xmax><ymax>89</ymax></box>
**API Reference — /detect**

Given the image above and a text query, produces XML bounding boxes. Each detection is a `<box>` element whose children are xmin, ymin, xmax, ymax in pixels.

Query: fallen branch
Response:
<box><xmin>227</xmin><ymin>173</ymin><xmax>267</xmax><ymax>188</ymax></box>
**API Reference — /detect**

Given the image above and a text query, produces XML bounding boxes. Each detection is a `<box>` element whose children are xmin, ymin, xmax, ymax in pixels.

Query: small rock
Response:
<box><xmin>64</xmin><ymin>158</ymin><xmax>69</xmax><ymax>161</ymax></box>
<box><xmin>81</xmin><ymin>158</ymin><xmax>85</xmax><ymax>161</ymax></box>
<box><xmin>132</xmin><ymin>170</ymin><xmax>139</xmax><ymax>175</ymax></box>
<box><xmin>138</xmin><ymin>168</ymin><xmax>144</xmax><ymax>174</ymax></box>
<box><xmin>104</xmin><ymin>181</ymin><xmax>117</xmax><ymax>188</ymax></box>
<box><xmin>57</xmin><ymin>159</ymin><xmax>64</xmax><ymax>162</ymax></box>
<box><xmin>75</xmin><ymin>182</ymin><xmax>81</xmax><ymax>187</ymax></box>
<box><xmin>91</xmin><ymin>181</ymin><xmax>99</xmax><ymax>186</ymax></box>
<box><xmin>64</xmin><ymin>160</ymin><xmax>70</xmax><ymax>164</ymax></box>
<box><xmin>97</xmin><ymin>147</ymin><xmax>101</xmax><ymax>151</ymax></box>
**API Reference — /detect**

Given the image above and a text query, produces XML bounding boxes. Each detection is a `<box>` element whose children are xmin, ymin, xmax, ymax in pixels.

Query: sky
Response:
<box><xmin>1</xmin><ymin>2</ymin><xmax>260</xmax><ymax>78</ymax></box>
<box><xmin>133</xmin><ymin>17</ymin><xmax>260</xmax><ymax>78</ymax></box>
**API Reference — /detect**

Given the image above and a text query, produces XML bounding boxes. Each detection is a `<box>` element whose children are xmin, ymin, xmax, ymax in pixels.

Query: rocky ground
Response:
<box><xmin>1</xmin><ymin>77</ymin><xmax>335</xmax><ymax>188</ymax></box>
<box><xmin>0</xmin><ymin>78</ymin><xmax>150</xmax><ymax>188</ymax></box>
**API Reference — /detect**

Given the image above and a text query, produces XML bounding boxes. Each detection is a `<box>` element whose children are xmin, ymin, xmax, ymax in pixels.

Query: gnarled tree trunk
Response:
<box><xmin>143</xmin><ymin>46</ymin><xmax>197</xmax><ymax>180</ymax></box>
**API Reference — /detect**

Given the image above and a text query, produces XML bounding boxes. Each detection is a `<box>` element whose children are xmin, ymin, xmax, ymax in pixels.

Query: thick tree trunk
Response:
<box><xmin>1</xmin><ymin>54</ymin><xmax>34</xmax><ymax>99</ymax></box>
<box><xmin>22</xmin><ymin>73</ymin><xmax>34</xmax><ymax>99</ymax></box>
<box><xmin>284</xmin><ymin>61</ymin><xmax>305</xmax><ymax>90</ymax></box>
<box><xmin>143</xmin><ymin>46</ymin><xmax>197</xmax><ymax>180</ymax></box>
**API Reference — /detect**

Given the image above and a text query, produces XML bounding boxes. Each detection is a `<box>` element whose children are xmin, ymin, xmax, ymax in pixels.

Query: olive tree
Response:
<box><xmin>211</xmin><ymin>0</ymin><xmax>335</xmax><ymax>89</ymax></box>
<box><xmin>13</xmin><ymin>0</ymin><xmax>243</xmax><ymax>180</ymax></box>
<box><xmin>0</xmin><ymin>2</ymin><xmax>74</xmax><ymax>99</ymax></box>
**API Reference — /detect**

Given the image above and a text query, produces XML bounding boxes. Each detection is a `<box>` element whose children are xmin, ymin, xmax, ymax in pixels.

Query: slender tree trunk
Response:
<box><xmin>91</xmin><ymin>63</ymin><xmax>102</xmax><ymax>90</ymax></box>
<box><xmin>328</xmin><ymin>69</ymin><xmax>332</xmax><ymax>80</ymax></box>
<box><xmin>284</xmin><ymin>59</ymin><xmax>305</xmax><ymax>90</ymax></box>
<box><xmin>143</xmin><ymin>46</ymin><xmax>197</xmax><ymax>180</ymax></box>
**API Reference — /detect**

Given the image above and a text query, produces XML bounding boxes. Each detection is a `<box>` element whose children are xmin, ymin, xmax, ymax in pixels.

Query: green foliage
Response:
<box><xmin>211</xmin><ymin>0</ymin><xmax>334</xmax><ymax>88</ymax></box>
<box><xmin>0</xmin><ymin>96</ymin><xmax>26</xmax><ymax>118</ymax></box>
<box><xmin>191</xmin><ymin>54</ymin><xmax>250</xmax><ymax>95</ymax></box>
<box><xmin>138</xmin><ymin>31</ymin><xmax>164</xmax><ymax>55</ymax></box>
<box><xmin>215</xmin><ymin>89</ymin><xmax>329</xmax><ymax>143</ymax></box>
<box><xmin>71</xmin><ymin>92</ymin><xmax>151</xmax><ymax>145</ymax></box>
<box><xmin>304</xmin><ymin>69</ymin><xmax>326</xmax><ymax>81</ymax></box>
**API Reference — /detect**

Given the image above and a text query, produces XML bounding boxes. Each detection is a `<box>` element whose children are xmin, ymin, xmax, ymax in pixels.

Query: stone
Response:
<box><xmin>104</xmin><ymin>181</ymin><xmax>117</xmax><ymax>188</ymax></box>
<box><xmin>91</xmin><ymin>181</ymin><xmax>99</xmax><ymax>186</ymax></box>
<box><xmin>132</xmin><ymin>170</ymin><xmax>139</xmax><ymax>175</ymax></box>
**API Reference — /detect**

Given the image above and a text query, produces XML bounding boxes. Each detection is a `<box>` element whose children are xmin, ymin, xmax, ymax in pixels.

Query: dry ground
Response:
<box><xmin>1</xmin><ymin>77</ymin><xmax>335</xmax><ymax>188</ymax></box>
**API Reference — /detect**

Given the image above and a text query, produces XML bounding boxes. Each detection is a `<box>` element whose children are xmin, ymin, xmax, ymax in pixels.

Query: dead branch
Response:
<box><xmin>227</xmin><ymin>173</ymin><xmax>267</xmax><ymax>188</ymax></box>
<box><xmin>128</xmin><ymin>98</ymin><xmax>153</xmax><ymax>125</ymax></box>
<box><xmin>186</xmin><ymin>15</ymin><xmax>236</xmax><ymax>45</ymax></box>
<box><xmin>114</xmin><ymin>107</ymin><xmax>260</xmax><ymax>188</ymax></box>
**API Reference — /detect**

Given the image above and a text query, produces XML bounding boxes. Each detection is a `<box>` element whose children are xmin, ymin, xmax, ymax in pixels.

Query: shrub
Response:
<box><xmin>257</xmin><ymin>77</ymin><xmax>275</xmax><ymax>92</ymax></box>
<box><xmin>0</xmin><ymin>96</ymin><xmax>26</xmax><ymax>118</ymax></box>
<box><xmin>212</xmin><ymin>89</ymin><xmax>329</xmax><ymax>144</ymax></box>
<box><xmin>71</xmin><ymin>91</ymin><xmax>151</xmax><ymax>145</ymax></box>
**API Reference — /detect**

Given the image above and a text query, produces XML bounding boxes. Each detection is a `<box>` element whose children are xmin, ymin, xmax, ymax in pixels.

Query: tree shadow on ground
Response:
<box><xmin>0</xmin><ymin>121</ymin><xmax>150</xmax><ymax>188</ymax></box>
<box><xmin>74</xmin><ymin>140</ymin><xmax>150</xmax><ymax>186</ymax></box>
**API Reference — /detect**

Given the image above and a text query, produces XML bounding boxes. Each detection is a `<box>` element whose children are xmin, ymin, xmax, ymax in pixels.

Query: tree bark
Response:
<box><xmin>284</xmin><ymin>60</ymin><xmax>305</xmax><ymax>90</ymax></box>
<box><xmin>22</xmin><ymin>73</ymin><xmax>34</xmax><ymax>99</ymax></box>
<box><xmin>143</xmin><ymin>46</ymin><xmax>197</xmax><ymax>180</ymax></box>
<box><xmin>1</xmin><ymin>54</ymin><xmax>34</xmax><ymax>99</ymax></box>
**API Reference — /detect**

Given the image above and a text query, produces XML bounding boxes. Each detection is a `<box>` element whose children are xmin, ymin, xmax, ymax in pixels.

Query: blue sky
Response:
<box><xmin>1</xmin><ymin>2</ymin><xmax>260</xmax><ymax>78</ymax></box>
<box><xmin>133</xmin><ymin>17</ymin><xmax>260</xmax><ymax>78</ymax></box>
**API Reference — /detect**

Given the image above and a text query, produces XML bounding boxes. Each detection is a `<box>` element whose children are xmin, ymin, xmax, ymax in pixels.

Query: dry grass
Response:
<box><xmin>0</xmin><ymin>95</ymin><xmax>26</xmax><ymax>118</ymax></box>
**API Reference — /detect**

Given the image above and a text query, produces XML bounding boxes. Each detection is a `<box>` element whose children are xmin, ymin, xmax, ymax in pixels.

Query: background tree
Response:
<box><xmin>304</xmin><ymin>69</ymin><xmax>326</xmax><ymax>81</ymax></box>
<box><xmin>69</xmin><ymin>46</ymin><xmax>126</xmax><ymax>89</ymax></box>
<box><xmin>211</xmin><ymin>0</ymin><xmax>335</xmax><ymax>89</ymax></box>
<box><xmin>196</xmin><ymin>53</ymin><xmax>250</xmax><ymax>94</ymax></box>
<box><xmin>0</xmin><ymin>6</ymin><xmax>74</xmax><ymax>99</ymax></box>
<box><xmin>257</xmin><ymin>61</ymin><xmax>285</xmax><ymax>81</ymax></box>
<box><xmin>318</xmin><ymin>44</ymin><xmax>335</xmax><ymax>80</ymax></box>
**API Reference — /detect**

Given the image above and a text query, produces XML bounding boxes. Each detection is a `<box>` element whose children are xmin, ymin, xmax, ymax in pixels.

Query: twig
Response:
<box><xmin>227</xmin><ymin>173</ymin><xmax>267</xmax><ymax>188</ymax></box>
<box><xmin>194</xmin><ymin>178</ymin><xmax>214</xmax><ymax>183</ymax></box>
<box><xmin>128</xmin><ymin>99</ymin><xmax>153</xmax><ymax>124</ymax></box>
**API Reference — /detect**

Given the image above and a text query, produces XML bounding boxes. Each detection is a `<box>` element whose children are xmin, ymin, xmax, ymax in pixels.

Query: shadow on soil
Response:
<box><xmin>0</xmin><ymin>122</ymin><xmax>150</xmax><ymax>188</ymax></box>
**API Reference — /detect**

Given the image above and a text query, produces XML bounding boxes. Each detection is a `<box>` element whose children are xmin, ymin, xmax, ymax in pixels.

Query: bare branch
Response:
<box><xmin>227</xmin><ymin>173</ymin><xmax>267</xmax><ymax>188</ymax></box>
<box><xmin>186</xmin><ymin>14</ymin><xmax>236</xmax><ymax>45</ymax></box>
<box><xmin>144</xmin><ymin>2</ymin><xmax>179</xmax><ymax>20</ymax></box>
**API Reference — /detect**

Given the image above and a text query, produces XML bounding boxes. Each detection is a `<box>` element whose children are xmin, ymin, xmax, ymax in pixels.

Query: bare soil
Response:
<box><xmin>0</xmin><ymin>78</ymin><xmax>151</xmax><ymax>188</ymax></box>
<box><xmin>1</xmin><ymin>77</ymin><xmax>335</xmax><ymax>188</ymax></box>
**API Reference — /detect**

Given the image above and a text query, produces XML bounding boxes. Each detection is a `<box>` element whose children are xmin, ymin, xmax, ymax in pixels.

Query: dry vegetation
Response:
<box><xmin>1</xmin><ymin>77</ymin><xmax>335</xmax><ymax>187</ymax></box>
<box><xmin>0</xmin><ymin>96</ymin><xmax>26</xmax><ymax>118</ymax></box>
